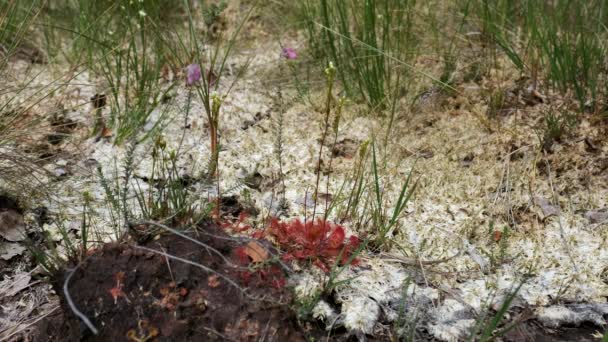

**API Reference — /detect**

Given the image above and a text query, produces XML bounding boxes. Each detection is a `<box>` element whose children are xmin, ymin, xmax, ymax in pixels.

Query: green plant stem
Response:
<box><xmin>312</xmin><ymin>63</ymin><xmax>335</xmax><ymax>220</ymax></box>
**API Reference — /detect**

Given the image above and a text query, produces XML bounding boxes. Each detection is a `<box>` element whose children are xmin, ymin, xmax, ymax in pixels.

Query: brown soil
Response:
<box><xmin>34</xmin><ymin>223</ymin><xmax>329</xmax><ymax>342</ymax></box>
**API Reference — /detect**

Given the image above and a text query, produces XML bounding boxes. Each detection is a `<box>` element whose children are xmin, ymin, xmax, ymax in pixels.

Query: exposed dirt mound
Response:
<box><xmin>36</xmin><ymin>223</ymin><xmax>326</xmax><ymax>342</ymax></box>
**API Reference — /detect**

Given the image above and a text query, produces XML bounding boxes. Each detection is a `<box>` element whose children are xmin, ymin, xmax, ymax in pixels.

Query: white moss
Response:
<box><xmin>312</xmin><ymin>300</ymin><xmax>337</xmax><ymax>322</ymax></box>
<box><xmin>292</xmin><ymin>271</ymin><xmax>323</xmax><ymax>300</ymax></box>
<box><xmin>428</xmin><ymin>319</ymin><xmax>476</xmax><ymax>342</ymax></box>
<box><xmin>342</xmin><ymin>297</ymin><xmax>380</xmax><ymax>334</ymax></box>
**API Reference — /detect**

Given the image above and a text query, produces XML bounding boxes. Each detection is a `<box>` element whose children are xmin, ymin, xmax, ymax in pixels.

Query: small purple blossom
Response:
<box><xmin>186</xmin><ymin>63</ymin><xmax>202</xmax><ymax>86</ymax></box>
<box><xmin>281</xmin><ymin>47</ymin><xmax>297</xmax><ymax>60</ymax></box>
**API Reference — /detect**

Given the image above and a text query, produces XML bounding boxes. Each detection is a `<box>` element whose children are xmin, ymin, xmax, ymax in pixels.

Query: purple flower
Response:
<box><xmin>281</xmin><ymin>47</ymin><xmax>297</xmax><ymax>60</ymax></box>
<box><xmin>186</xmin><ymin>63</ymin><xmax>202</xmax><ymax>86</ymax></box>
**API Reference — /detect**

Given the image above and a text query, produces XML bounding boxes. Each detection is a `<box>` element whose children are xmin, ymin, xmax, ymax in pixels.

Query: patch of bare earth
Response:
<box><xmin>34</xmin><ymin>223</ymin><xmax>330</xmax><ymax>342</ymax></box>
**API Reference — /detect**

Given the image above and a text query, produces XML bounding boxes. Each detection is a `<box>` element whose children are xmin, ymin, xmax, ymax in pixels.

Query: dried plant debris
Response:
<box><xmin>536</xmin><ymin>304</ymin><xmax>608</xmax><ymax>328</ymax></box>
<box><xmin>584</xmin><ymin>208</ymin><xmax>608</xmax><ymax>224</ymax></box>
<box><xmin>0</xmin><ymin>242</ymin><xmax>26</xmax><ymax>260</ymax></box>
<box><xmin>0</xmin><ymin>209</ymin><xmax>26</xmax><ymax>242</ymax></box>
<box><xmin>0</xmin><ymin>272</ymin><xmax>31</xmax><ymax>298</ymax></box>
<box><xmin>533</xmin><ymin>196</ymin><xmax>561</xmax><ymax>219</ymax></box>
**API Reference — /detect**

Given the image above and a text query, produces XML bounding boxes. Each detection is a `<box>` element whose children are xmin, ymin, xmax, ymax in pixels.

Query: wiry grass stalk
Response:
<box><xmin>312</xmin><ymin>62</ymin><xmax>336</xmax><ymax>221</ymax></box>
<box><xmin>463</xmin><ymin>0</ymin><xmax>608</xmax><ymax>111</ymax></box>
<box><xmin>182</xmin><ymin>0</ymin><xmax>258</xmax><ymax>180</ymax></box>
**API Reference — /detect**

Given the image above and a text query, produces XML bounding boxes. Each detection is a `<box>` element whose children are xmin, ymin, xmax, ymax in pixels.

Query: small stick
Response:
<box><xmin>375</xmin><ymin>251</ymin><xmax>461</xmax><ymax>266</ymax></box>
<box><xmin>200</xmin><ymin>326</ymin><xmax>237</xmax><ymax>341</ymax></box>
<box><xmin>131</xmin><ymin>245</ymin><xmax>251</xmax><ymax>299</ymax></box>
<box><xmin>63</xmin><ymin>259</ymin><xmax>99</xmax><ymax>335</ymax></box>
<box><xmin>131</xmin><ymin>220</ymin><xmax>234</xmax><ymax>266</ymax></box>
<box><xmin>159</xmin><ymin>244</ymin><xmax>175</xmax><ymax>283</ymax></box>
<box><xmin>1</xmin><ymin>305</ymin><xmax>60</xmax><ymax>341</ymax></box>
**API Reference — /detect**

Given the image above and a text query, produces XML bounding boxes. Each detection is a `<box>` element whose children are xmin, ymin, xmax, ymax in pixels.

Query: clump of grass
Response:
<box><xmin>486</xmin><ymin>88</ymin><xmax>507</xmax><ymax>119</ymax></box>
<box><xmin>132</xmin><ymin>136</ymin><xmax>211</xmax><ymax>226</ymax></box>
<box><xmin>330</xmin><ymin>138</ymin><xmax>416</xmax><ymax>251</ymax></box>
<box><xmin>369</xmin><ymin>141</ymin><xmax>416</xmax><ymax>250</ymax></box>
<box><xmin>97</xmin><ymin>136</ymin><xmax>212</xmax><ymax>242</ymax></box>
<box><xmin>485</xmin><ymin>222</ymin><xmax>511</xmax><ymax>272</ymax></box>
<box><xmin>181</xmin><ymin>1</ymin><xmax>257</xmax><ymax>180</ymax></box>
<box><xmin>91</xmin><ymin>4</ymin><xmax>176</xmax><ymax>144</ymax></box>
<box><xmin>298</xmin><ymin>0</ymin><xmax>419</xmax><ymax>110</ymax></box>
<box><xmin>469</xmin><ymin>280</ymin><xmax>527</xmax><ymax>342</ymax></box>
<box><xmin>0</xmin><ymin>0</ymin><xmax>51</xmax><ymax>195</ymax></box>
<box><xmin>304</xmin><ymin>59</ymin><xmax>415</xmax><ymax>254</ymax></box>
<box><xmin>41</xmin><ymin>0</ymin><xmax>183</xmax><ymax>144</ymax></box>
<box><xmin>463</xmin><ymin>0</ymin><xmax>608</xmax><ymax>111</ymax></box>
<box><xmin>44</xmin><ymin>0</ymin><xmax>186</xmax><ymax>66</ymax></box>
<box><xmin>28</xmin><ymin>191</ymin><xmax>98</xmax><ymax>273</ymax></box>
<box><xmin>202</xmin><ymin>0</ymin><xmax>228</xmax><ymax>31</ymax></box>
<box><xmin>0</xmin><ymin>0</ymin><xmax>42</xmax><ymax>69</ymax></box>
<box><xmin>540</xmin><ymin>109</ymin><xmax>578</xmax><ymax>152</ymax></box>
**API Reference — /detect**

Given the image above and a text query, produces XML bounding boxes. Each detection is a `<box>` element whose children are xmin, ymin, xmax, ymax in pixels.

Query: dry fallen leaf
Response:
<box><xmin>0</xmin><ymin>210</ymin><xmax>26</xmax><ymax>242</ymax></box>
<box><xmin>493</xmin><ymin>230</ymin><xmax>502</xmax><ymax>243</ymax></box>
<box><xmin>0</xmin><ymin>242</ymin><xmax>26</xmax><ymax>260</ymax></box>
<box><xmin>534</xmin><ymin>196</ymin><xmax>560</xmax><ymax>218</ymax></box>
<box><xmin>244</xmin><ymin>241</ymin><xmax>269</xmax><ymax>263</ymax></box>
<box><xmin>0</xmin><ymin>272</ymin><xmax>31</xmax><ymax>297</ymax></box>
<box><xmin>101</xmin><ymin>126</ymin><xmax>113</xmax><ymax>138</ymax></box>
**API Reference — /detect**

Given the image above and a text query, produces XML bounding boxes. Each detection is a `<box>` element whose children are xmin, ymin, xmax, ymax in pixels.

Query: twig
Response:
<box><xmin>158</xmin><ymin>244</ymin><xmax>175</xmax><ymax>283</ymax></box>
<box><xmin>376</xmin><ymin>251</ymin><xmax>461</xmax><ymax>266</ymax></box>
<box><xmin>131</xmin><ymin>245</ymin><xmax>251</xmax><ymax>299</ymax></box>
<box><xmin>259</xmin><ymin>318</ymin><xmax>272</xmax><ymax>342</ymax></box>
<box><xmin>0</xmin><ymin>305</ymin><xmax>60</xmax><ymax>341</ymax></box>
<box><xmin>130</xmin><ymin>220</ymin><xmax>234</xmax><ymax>266</ymax></box>
<box><xmin>63</xmin><ymin>259</ymin><xmax>99</xmax><ymax>335</ymax></box>
<box><xmin>200</xmin><ymin>326</ymin><xmax>237</xmax><ymax>342</ymax></box>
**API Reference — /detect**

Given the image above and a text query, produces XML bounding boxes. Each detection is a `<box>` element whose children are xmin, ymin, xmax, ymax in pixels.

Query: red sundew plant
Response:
<box><xmin>108</xmin><ymin>271</ymin><xmax>130</xmax><ymax>305</ymax></box>
<box><xmin>232</xmin><ymin>245</ymin><xmax>286</xmax><ymax>289</ymax></box>
<box><xmin>268</xmin><ymin>218</ymin><xmax>360</xmax><ymax>273</ymax></box>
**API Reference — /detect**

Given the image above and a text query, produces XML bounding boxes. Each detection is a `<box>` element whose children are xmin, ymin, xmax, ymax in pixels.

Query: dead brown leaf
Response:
<box><xmin>101</xmin><ymin>126</ymin><xmax>113</xmax><ymax>138</ymax></box>
<box><xmin>244</xmin><ymin>241</ymin><xmax>269</xmax><ymax>263</ymax></box>
<box><xmin>493</xmin><ymin>230</ymin><xmax>503</xmax><ymax>243</ymax></box>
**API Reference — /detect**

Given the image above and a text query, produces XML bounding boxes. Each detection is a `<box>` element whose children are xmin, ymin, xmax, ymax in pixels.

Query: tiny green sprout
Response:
<box><xmin>169</xmin><ymin>150</ymin><xmax>177</xmax><ymax>162</ymax></box>
<box><xmin>332</xmin><ymin>96</ymin><xmax>346</xmax><ymax>134</ymax></box>
<box><xmin>359</xmin><ymin>140</ymin><xmax>370</xmax><ymax>159</ymax></box>
<box><xmin>211</xmin><ymin>93</ymin><xmax>222</xmax><ymax>116</ymax></box>
<box><xmin>83</xmin><ymin>191</ymin><xmax>93</xmax><ymax>203</ymax></box>
<box><xmin>325</xmin><ymin>61</ymin><xmax>336</xmax><ymax>81</ymax></box>
<box><xmin>155</xmin><ymin>136</ymin><xmax>167</xmax><ymax>150</ymax></box>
